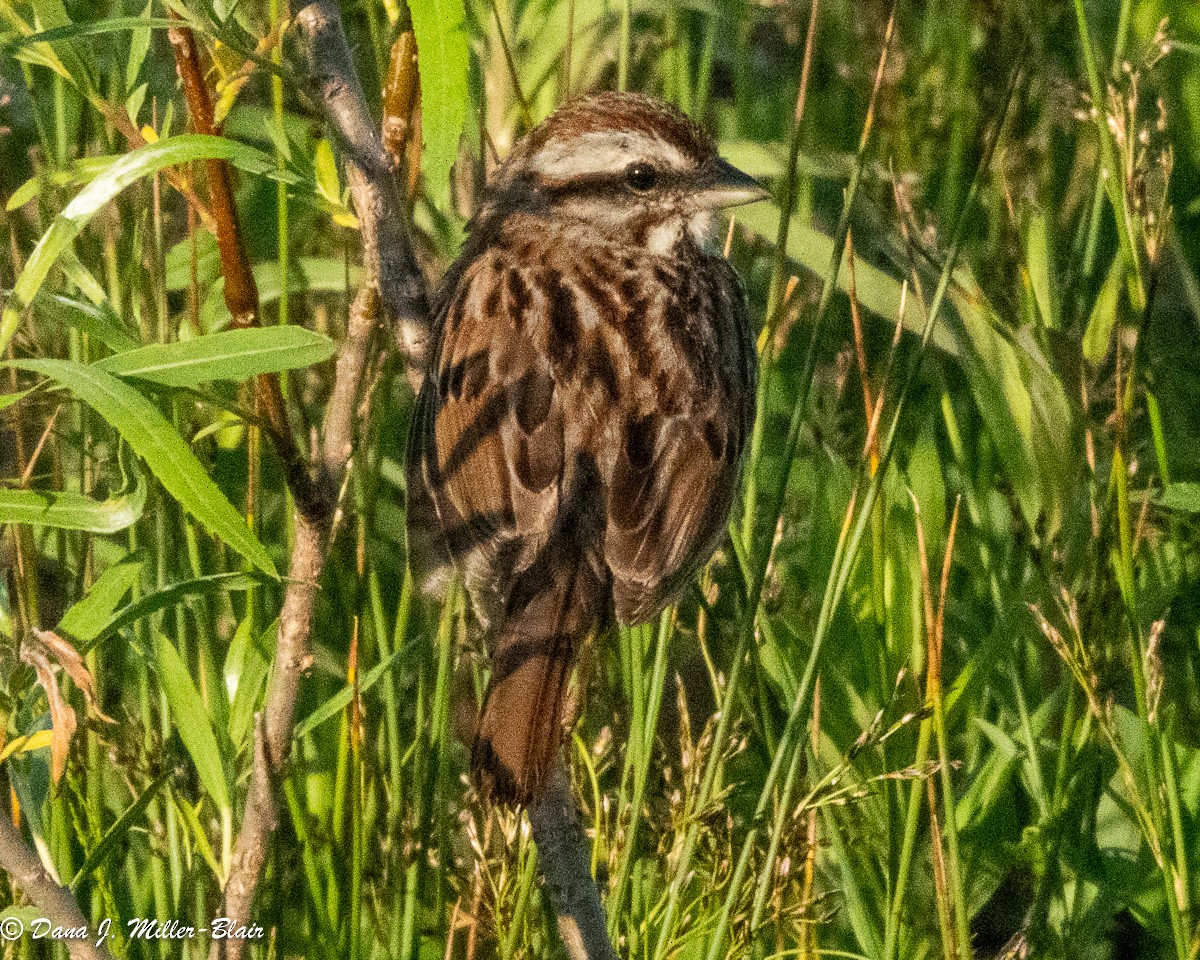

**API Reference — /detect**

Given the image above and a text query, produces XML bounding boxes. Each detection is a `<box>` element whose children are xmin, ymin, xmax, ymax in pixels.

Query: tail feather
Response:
<box><xmin>473</xmin><ymin>559</ymin><xmax>600</xmax><ymax>806</ymax></box>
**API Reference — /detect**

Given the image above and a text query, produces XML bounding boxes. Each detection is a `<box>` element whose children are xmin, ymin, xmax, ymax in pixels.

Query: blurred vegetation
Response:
<box><xmin>1</xmin><ymin>0</ymin><xmax>1200</xmax><ymax>958</ymax></box>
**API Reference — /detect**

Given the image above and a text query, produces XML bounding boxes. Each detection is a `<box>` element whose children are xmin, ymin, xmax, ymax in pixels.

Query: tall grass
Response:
<box><xmin>2</xmin><ymin>0</ymin><xmax>1199</xmax><ymax>958</ymax></box>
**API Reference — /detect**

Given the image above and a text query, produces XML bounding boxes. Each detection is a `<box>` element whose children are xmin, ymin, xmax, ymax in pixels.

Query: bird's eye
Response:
<box><xmin>625</xmin><ymin>163</ymin><xmax>658</xmax><ymax>191</ymax></box>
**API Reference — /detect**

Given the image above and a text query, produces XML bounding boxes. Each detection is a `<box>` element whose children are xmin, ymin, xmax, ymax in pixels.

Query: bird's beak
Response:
<box><xmin>700</xmin><ymin>157</ymin><xmax>770</xmax><ymax>209</ymax></box>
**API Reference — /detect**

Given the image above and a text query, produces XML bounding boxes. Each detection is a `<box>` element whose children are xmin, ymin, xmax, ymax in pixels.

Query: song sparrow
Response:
<box><xmin>407</xmin><ymin>92</ymin><xmax>766</xmax><ymax>806</ymax></box>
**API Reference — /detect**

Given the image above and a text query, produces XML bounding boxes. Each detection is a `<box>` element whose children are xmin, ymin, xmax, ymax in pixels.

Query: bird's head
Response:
<box><xmin>488</xmin><ymin>92</ymin><xmax>768</xmax><ymax>252</ymax></box>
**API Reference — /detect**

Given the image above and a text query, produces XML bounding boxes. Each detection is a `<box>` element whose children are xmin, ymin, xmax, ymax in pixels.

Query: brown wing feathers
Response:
<box><xmin>409</xmin><ymin>226</ymin><xmax>752</xmax><ymax>805</ymax></box>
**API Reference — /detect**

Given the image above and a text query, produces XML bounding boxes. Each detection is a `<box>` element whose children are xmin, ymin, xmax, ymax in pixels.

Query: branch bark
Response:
<box><xmin>298</xmin><ymin>0</ymin><xmax>430</xmax><ymax>391</ymax></box>
<box><xmin>0</xmin><ymin>812</ymin><xmax>115</xmax><ymax>960</ymax></box>
<box><xmin>528</xmin><ymin>772</ymin><xmax>621</xmax><ymax>960</ymax></box>
<box><xmin>210</xmin><ymin>3</ymin><xmax>428</xmax><ymax>957</ymax></box>
<box><xmin>209</xmin><ymin>5</ymin><xmax>618</xmax><ymax>960</ymax></box>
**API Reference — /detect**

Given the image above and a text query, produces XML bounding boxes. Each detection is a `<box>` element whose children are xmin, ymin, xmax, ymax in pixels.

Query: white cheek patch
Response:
<box><xmin>645</xmin><ymin>219</ymin><xmax>684</xmax><ymax>254</ymax></box>
<box><xmin>687</xmin><ymin>210</ymin><xmax>714</xmax><ymax>245</ymax></box>
<box><xmin>531</xmin><ymin>130</ymin><xmax>693</xmax><ymax>181</ymax></box>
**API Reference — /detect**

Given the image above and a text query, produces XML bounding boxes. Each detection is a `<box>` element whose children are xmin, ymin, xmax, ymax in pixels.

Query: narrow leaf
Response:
<box><xmin>154</xmin><ymin>632</ymin><xmax>230</xmax><ymax>812</ymax></box>
<box><xmin>94</xmin><ymin>327</ymin><xmax>336</xmax><ymax>386</ymax></box>
<box><xmin>0</xmin><ymin>454</ymin><xmax>146</xmax><ymax>533</ymax></box>
<box><xmin>71</xmin><ymin>769</ymin><xmax>171</xmax><ymax>888</ymax></box>
<box><xmin>83</xmin><ymin>572</ymin><xmax>259</xmax><ymax>652</ymax></box>
<box><xmin>57</xmin><ymin>557</ymin><xmax>143</xmax><ymax>643</ymax></box>
<box><xmin>6</xmin><ymin>359</ymin><xmax>276</xmax><ymax>575</ymax></box>
<box><xmin>1</xmin><ymin>135</ymin><xmax>298</xmax><ymax>355</ymax></box>
<box><xmin>31</xmin><ymin>292</ymin><xmax>139</xmax><ymax>353</ymax></box>
<box><xmin>408</xmin><ymin>0</ymin><xmax>468</xmax><ymax>209</ymax></box>
<box><xmin>294</xmin><ymin>651</ymin><xmax>404</xmax><ymax>741</ymax></box>
<box><xmin>1157</xmin><ymin>482</ymin><xmax>1200</xmax><ymax>514</ymax></box>
<box><xmin>0</xmin><ymin>389</ymin><xmax>32</xmax><ymax>411</ymax></box>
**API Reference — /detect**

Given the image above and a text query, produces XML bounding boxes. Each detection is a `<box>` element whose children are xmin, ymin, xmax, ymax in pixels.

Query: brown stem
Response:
<box><xmin>211</xmin><ymin>3</ymin><xmax>429</xmax><ymax>956</ymax></box>
<box><xmin>93</xmin><ymin>95</ymin><xmax>216</xmax><ymax>232</ymax></box>
<box><xmin>0</xmin><ymin>812</ymin><xmax>115</xmax><ymax>960</ymax></box>
<box><xmin>167</xmin><ymin>19</ymin><xmax>326</xmax><ymax>519</ymax></box>
<box><xmin>382</xmin><ymin>31</ymin><xmax>419</xmax><ymax>171</ymax></box>
<box><xmin>215</xmin><ymin>518</ymin><xmax>326</xmax><ymax>960</ymax></box>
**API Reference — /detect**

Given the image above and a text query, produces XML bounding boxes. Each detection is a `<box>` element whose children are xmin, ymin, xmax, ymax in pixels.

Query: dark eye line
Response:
<box><xmin>534</xmin><ymin>168</ymin><xmax>690</xmax><ymax>204</ymax></box>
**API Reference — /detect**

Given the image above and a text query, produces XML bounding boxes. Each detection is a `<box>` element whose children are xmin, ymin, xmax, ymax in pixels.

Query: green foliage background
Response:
<box><xmin>2</xmin><ymin>0</ymin><xmax>1200</xmax><ymax>957</ymax></box>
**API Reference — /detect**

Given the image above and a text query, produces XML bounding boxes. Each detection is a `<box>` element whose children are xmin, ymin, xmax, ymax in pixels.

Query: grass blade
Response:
<box><xmin>0</xmin><ymin>134</ymin><xmax>298</xmax><ymax>355</ymax></box>
<box><xmin>154</xmin><ymin>631</ymin><xmax>230</xmax><ymax>813</ymax></box>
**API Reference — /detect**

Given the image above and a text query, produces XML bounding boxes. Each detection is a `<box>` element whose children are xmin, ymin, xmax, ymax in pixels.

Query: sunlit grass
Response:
<box><xmin>1</xmin><ymin>0</ymin><xmax>1199</xmax><ymax>958</ymax></box>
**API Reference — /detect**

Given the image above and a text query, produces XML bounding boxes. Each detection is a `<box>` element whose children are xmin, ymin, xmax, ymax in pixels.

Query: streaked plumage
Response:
<box><xmin>407</xmin><ymin>92</ymin><xmax>764</xmax><ymax>805</ymax></box>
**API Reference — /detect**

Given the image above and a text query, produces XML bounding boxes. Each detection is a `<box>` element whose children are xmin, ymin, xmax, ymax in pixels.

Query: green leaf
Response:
<box><xmin>82</xmin><ymin>572</ymin><xmax>259</xmax><ymax>653</ymax></box>
<box><xmin>0</xmin><ymin>450</ymin><xmax>146</xmax><ymax>533</ymax></box>
<box><xmin>57</xmin><ymin>557</ymin><xmax>143</xmax><ymax>643</ymax></box>
<box><xmin>1024</xmin><ymin>210</ymin><xmax>1058</xmax><ymax>329</ymax></box>
<box><xmin>6</xmin><ymin>155</ymin><xmax>119</xmax><ymax>211</ymax></box>
<box><xmin>408</xmin><ymin>0</ymin><xmax>468</xmax><ymax>210</ymax></box>
<box><xmin>26</xmin><ymin>0</ymin><xmax>96</xmax><ymax>92</ymax></box>
<box><xmin>227</xmin><ymin>619</ymin><xmax>275</xmax><ymax>751</ymax></box>
<box><xmin>294</xmin><ymin>650</ymin><xmax>404</xmax><ymax>741</ymax></box>
<box><xmin>1083</xmin><ymin>256</ymin><xmax>1123</xmax><ymax>365</ymax></box>
<box><xmin>0</xmin><ymin>906</ymin><xmax>42</xmax><ymax>928</ymax></box>
<box><xmin>0</xmin><ymin>0</ymin><xmax>70</xmax><ymax>79</ymax></box>
<box><xmin>70</xmin><ymin>769</ymin><xmax>171</xmax><ymax>888</ymax></box>
<box><xmin>31</xmin><ymin>292</ymin><xmax>139</xmax><ymax>353</ymax></box>
<box><xmin>715</xmin><ymin>139</ymin><xmax>851</xmax><ymax>182</ymax></box>
<box><xmin>6</xmin><ymin>359</ymin><xmax>276</xmax><ymax>576</ymax></box>
<box><xmin>153</xmin><ymin>632</ymin><xmax>230</xmax><ymax>812</ymax></box>
<box><xmin>126</xmin><ymin>4</ymin><xmax>156</xmax><ymax>91</ymax></box>
<box><xmin>175</xmin><ymin>797</ymin><xmax>223</xmax><ymax>880</ymax></box>
<box><xmin>93</xmin><ymin>327</ymin><xmax>337</xmax><ymax>386</ymax></box>
<box><xmin>741</xmin><ymin>203</ymin><xmax>1073</xmax><ymax>541</ymax></box>
<box><xmin>0</xmin><ymin>135</ymin><xmax>299</xmax><ymax>355</ymax></box>
<box><xmin>1156</xmin><ymin>482</ymin><xmax>1200</xmax><ymax>514</ymax></box>
<box><xmin>736</xmin><ymin>203</ymin><xmax>961</xmax><ymax>357</ymax></box>
<box><xmin>164</xmin><ymin>229</ymin><xmax>221</xmax><ymax>293</ymax></box>
<box><xmin>0</xmin><ymin>389</ymin><xmax>31</xmax><ymax>411</ymax></box>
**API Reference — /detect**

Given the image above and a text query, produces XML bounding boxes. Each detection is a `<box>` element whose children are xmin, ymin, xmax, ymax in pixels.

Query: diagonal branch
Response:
<box><xmin>298</xmin><ymin>0</ymin><xmax>430</xmax><ymax>393</ymax></box>
<box><xmin>0</xmin><ymin>810</ymin><xmax>115</xmax><ymax>960</ymax></box>
<box><xmin>167</xmin><ymin>19</ymin><xmax>327</xmax><ymax>520</ymax></box>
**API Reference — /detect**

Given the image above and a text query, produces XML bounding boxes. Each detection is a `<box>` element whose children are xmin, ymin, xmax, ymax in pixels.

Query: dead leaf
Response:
<box><xmin>20</xmin><ymin>629</ymin><xmax>115</xmax><ymax>784</ymax></box>
<box><xmin>20</xmin><ymin>645</ymin><xmax>76</xmax><ymax>784</ymax></box>
<box><xmin>31</xmin><ymin>629</ymin><xmax>115</xmax><ymax>724</ymax></box>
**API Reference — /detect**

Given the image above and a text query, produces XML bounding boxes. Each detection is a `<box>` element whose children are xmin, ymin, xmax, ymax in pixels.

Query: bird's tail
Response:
<box><xmin>473</xmin><ymin>557</ymin><xmax>601</xmax><ymax>806</ymax></box>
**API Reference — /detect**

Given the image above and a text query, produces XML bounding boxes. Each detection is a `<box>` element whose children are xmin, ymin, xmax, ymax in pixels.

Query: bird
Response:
<box><xmin>406</xmin><ymin>91</ymin><xmax>766</xmax><ymax>806</ymax></box>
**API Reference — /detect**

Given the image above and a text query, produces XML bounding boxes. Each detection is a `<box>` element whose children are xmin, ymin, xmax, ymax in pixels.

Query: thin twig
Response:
<box><xmin>167</xmin><ymin>19</ymin><xmax>325</xmax><ymax>519</ymax></box>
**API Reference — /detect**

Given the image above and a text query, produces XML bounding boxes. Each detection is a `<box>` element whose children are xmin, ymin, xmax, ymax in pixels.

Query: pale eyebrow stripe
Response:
<box><xmin>530</xmin><ymin>131</ymin><xmax>692</xmax><ymax>180</ymax></box>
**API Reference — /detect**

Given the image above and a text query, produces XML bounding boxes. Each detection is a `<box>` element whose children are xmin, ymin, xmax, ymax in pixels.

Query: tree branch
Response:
<box><xmin>0</xmin><ymin>812</ymin><xmax>115</xmax><ymax>960</ymax></box>
<box><xmin>528</xmin><ymin>771</ymin><xmax>621</xmax><ymax>960</ymax></box>
<box><xmin>297</xmin><ymin>0</ymin><xmax>430</xmax><ymax>392</ymax></box>
<box><xmin>167</xmin><ymin>19</ymin><xmax>326</xmax><ymax>520</ymax></box>
<box><xmin>212</xmin><ymin>6</ymin><xmax>618</xmax><ymax>960</ymax></box>
<box><xmin>210</xmin><ymin>3</ymin><xmax>428</xmax><ymax>957</ymax></box>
